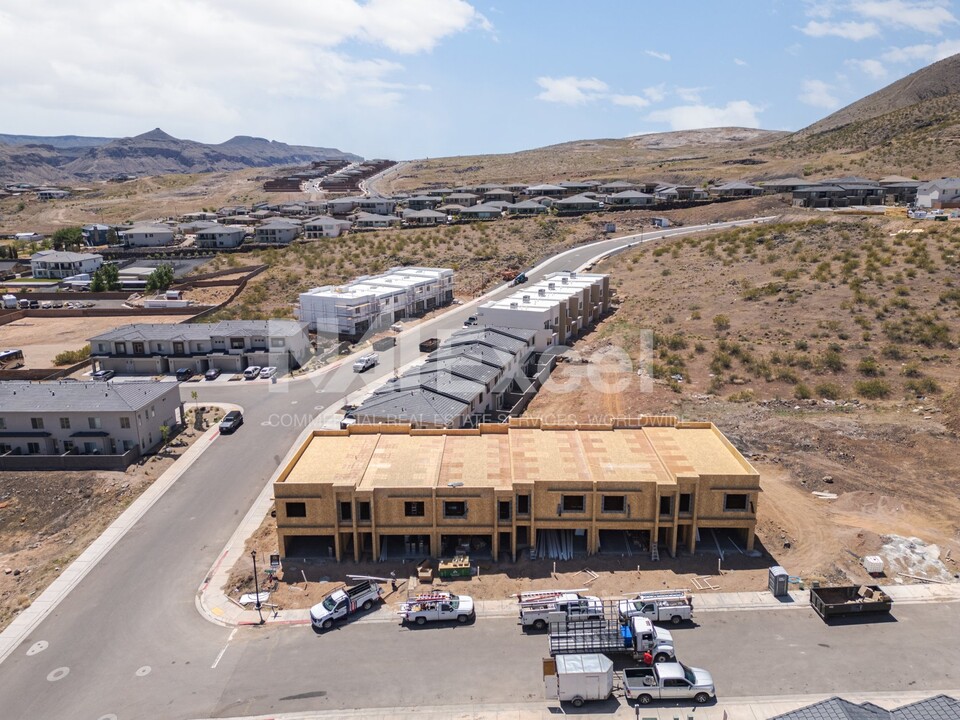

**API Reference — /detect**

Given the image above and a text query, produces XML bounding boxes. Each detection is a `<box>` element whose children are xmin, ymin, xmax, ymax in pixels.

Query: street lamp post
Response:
<box><xmin>251</xmin><ymin>550</ymin><xmax>264</xmax><ymax>625</ymax></box>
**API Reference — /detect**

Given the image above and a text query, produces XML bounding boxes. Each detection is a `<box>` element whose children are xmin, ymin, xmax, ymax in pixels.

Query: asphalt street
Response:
<box><xmin>0</xmin><ymin>218</ymin><xmax>837</xmax><ymax>720</ymax></box>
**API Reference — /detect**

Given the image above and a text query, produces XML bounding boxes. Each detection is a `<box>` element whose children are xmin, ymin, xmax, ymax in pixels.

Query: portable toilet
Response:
<box><xmin>768</xmin><ymin>565</ymin><xmax>789</xmax><ymax>597</ymax></box>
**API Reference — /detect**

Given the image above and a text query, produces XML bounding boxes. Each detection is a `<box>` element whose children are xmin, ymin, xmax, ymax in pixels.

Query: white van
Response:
<box><xmin>352</xmin><ymin>353</ymin><xmax>378</xmax><ymax>373</ymax></box>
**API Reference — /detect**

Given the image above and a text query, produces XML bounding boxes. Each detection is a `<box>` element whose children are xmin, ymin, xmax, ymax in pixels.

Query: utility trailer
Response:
<box><xmin>543</xmin><ymin>654</ymin><xmax>613</xmax><ymax>707</ymax></box>
<box><xmin>810</xmin><ymin>585</ymin><xmax>893</xmax><ymax>620</ymax></box>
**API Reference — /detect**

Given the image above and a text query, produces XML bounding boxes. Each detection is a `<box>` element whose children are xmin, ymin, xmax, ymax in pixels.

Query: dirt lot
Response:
<box><xmin>1</xmin><ymin>314</ymin><xmax>187</xmax><ymax>369</ymax></box>
<box><xmin>0</xmin><ymin>407</ymin><xmax>221</xmax><ymax>631</ymax></box>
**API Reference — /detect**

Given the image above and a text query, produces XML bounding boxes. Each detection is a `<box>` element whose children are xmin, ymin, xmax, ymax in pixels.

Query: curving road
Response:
<box><xmin>0</xmin><ymin>218</ymin><xmax>787</xmax><ymax>720</ymax></box>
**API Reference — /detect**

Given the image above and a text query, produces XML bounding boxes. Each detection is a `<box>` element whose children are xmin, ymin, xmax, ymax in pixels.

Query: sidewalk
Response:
<box><xmin>192</xmin><ymin>687</ymin><xmax>960</xmax><ymax>720</ymax></box>
<box><xmin>0</xmin><ymin>404</ymin><xmax>240</xmax><ymax>666</ymax></box>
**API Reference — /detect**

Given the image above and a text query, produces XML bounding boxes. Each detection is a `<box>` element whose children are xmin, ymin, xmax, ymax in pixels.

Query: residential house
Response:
<box><xmin>916</xmin><ymin>178</ymin><xmax>960</xmax><ymax>209</ymax></box>
<box><xmin>356</xmin><ymin>196</ymin><xmax>397</xmax><ymax>215</ymax></box>
<box><xmin>327</xmin><ymin>196</ymin><xmax>365</xmax><ymax>216</ymax></box>
<box><xmin>402</xmin><ymin>209</ymin><xmax>447</xmax><ymax>226</ymax></box>
<box><xmin>458</xmin><ymin>203</ymin><xmax>503</xmax><ymax>221</ymax></box>
<box><xmin>554</xmin><ymin>194</ymin><xmax>603</xmax><ymax>215</ymax></box>
<box><xmin>598</xmin><ymin>180</ymin><xmax>637</xmax><ymax>194</ymax></box>
<box><xmin>120</xmin><ymin>223</ymin><xmax>176</xmax><ymax>247</ymax></box>
<box><xmin>30</xmin><ymin>250</ymin><xmax>103</xmax><ymax>279</ymax></box>
<box><xmin>303</xmin><ymin>215</ymin><xmax>351</xmax><ymax>239</ymax></box>
<box><xmin>558</xmin><ymin>180</ymin><xmax>599</xmax><ymax>196</ymax></box>
<box><xmin>297</xmin><ymin>267</ymin><xmax>454</xmax><ymax>340</ymax></box>
<box><xmin>523</xmin><ymin>184</ymin><xmax>566</xmax><ymax>199</ymax></box>
<box><xmin>709</xmin><ymin>181</ymin><xmax>764</xmax><ymax>198</ymax></box>
<box><xmin>217</xmin><ymin>205</ymin><xmax>247</xmax><ymax>217</ymax></box>
<box><xmin>879</xmin><ymin>175</ymin><xmax>920</xmax><ymax>204</ymax></box>
<box><xmin>761</xmin><ymin>177</ymin><xmax>811</xmax><ymax>194</ymax></box>
<box><xmin>405</xmin><ymin>195</ymin><xmax>442</xmax><ymax>211</ymax></box>
<box><xmin>36</xmin><ymin>188</ymin><xmax>70</xmax><ymax>201</ymax></box>
<box><xmin>81</xmin><ymin>224</ymin><xmax>112</xmax><ymax>246</ymax></box>
<box><xmin>272</xmin><ymin>417</ymin><xmax>760</xmax><ymax>562</ymax></box>
<box><xmin>0</xmin><ymin>380</ymin><xmax>182</xmax><ymax>465</ymax></box>
<box><xmin>444</xmin><ymin>192</ymin><xmax>480</xmax><ymax>207</ymax></box>
<box><xmin>180</xmin><ymin>211</ymin><xmax>219</xmax><ymax>222</ymax></box>
<box><xmin>605</xmin><ymin>190</ymin><xmax>655</xmax><ymax>208</ymax></box>
<box><xmin>255</xmin><ymin>219</ymin><xmax>301</xmax><ymax>244</ymax></box>
<box><xmin>483</xmin><ymin>188</ymin><xmax>515</xmax><ymax>204</ymax></box>
<box><xmin>506</xmin><ymin>200</ymin><xmax>549</xmax><ymax>216</ymax></box>
<box><xmin>195</xmin><ymin>225</ymin><xmax>246</xmax><ymax>248</ymax></box>
<box><xmin>351</xmin><ymin>212</ymin><xmax>401</xmax><ymax>230</ymax></box>
<box><xmin>89</xmin><ymin>320</ymin><xmax>311</xmax><ymax>376</ymax></box>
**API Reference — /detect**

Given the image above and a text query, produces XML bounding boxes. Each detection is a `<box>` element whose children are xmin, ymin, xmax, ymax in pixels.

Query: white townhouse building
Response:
<box><xmin>297</xmin><ymin>267</ymin><xmax>454</xmax><ymax>340</ymax></box>
<box><xmin>120</xmin><ymin>223</ymin><xmax>176</xmax><ymax>247</ymax></box>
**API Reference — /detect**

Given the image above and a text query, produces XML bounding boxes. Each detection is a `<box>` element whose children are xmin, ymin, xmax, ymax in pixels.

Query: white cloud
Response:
<box><xmin>883</xmin><ymin>37</ymin><xmax>960</xmax><ymax>62</ymax></box>
<box><xmin>676</xmin><ymin>86</ymin><xmax>706</xmax><ymax>103</ymax></box>
<box><xmin>0</xmin><ymin>0</ymin><xmax>488</xmax><ymax>142</ymax></box>
<box><xmin>645</xmin><ymin>50</ymin><xmax>671</xmax><ymax>61</ymax></box>
<box><xmin>535</xmin><ymin>76</ymin><xmax>608</xmax><ymax>105</ymax></box>
<box><xmin>734</xmin><ymin>58</ymin><xmax>748</xmax><ymax>66</ymax></box>
<box><xmin>798</xmin><ymin>79</ymin><xmax>841</xmax><ymax>108</ymax></box>
<box><xmin>610</xmin><ymin>94</ymin><xmax>650</xmax><ymax>109</ymax></box>
<box><xmin>643</xmin><ymin>84</ymin><xmax>667</xmax><ymax>102</ymax></box>
<box><xmin>848</xmin><ymin>58</ymin><xmax>888</xmax><ymax>78</ymax></box>
<box><xmin>800</xmin><ymin>20</ymin><xmax>880</xmax><ymax>40</ymax></box>
<box><xmin>852</xmin><ymin>0</ymin><xmax>957</xmax><ymax>34</ymax></box>
<box><xmin>645</xmin><ymin>100</ymin><xmax>763</xmax><ymax>130</ymax></box>
<box><xmin>805</xmin><ymin>2</ymin><xmax>835</xmax><ymax>19</ymax></box>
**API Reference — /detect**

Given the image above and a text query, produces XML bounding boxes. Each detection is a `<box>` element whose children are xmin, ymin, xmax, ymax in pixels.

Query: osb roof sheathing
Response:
<box><xmin>283</xmin><ymin>433</ymin><xmax>379</xmax><ymax>485</ymax></box>
<box><xmin>647</xmin><ymin>426</ymin><xmax>754</xmax><ymax>477</ymax></box>
<box><xmin>577</xmin><ymin>430</ymin><xmax>673</xmax><ymax>485</ymax></box>
<box><xmin>358</xmin><ymin>434</ymin><xmax>446</xmax><ymax>489</ymax></box>
<box><xmin>438</xmin><ymin>433</ymin><xmax>513</xmax><ymax>489</ymax></box>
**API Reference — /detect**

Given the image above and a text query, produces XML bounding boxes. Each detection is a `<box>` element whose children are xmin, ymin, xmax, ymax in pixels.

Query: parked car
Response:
<box><xmin>29</xmin><ymin>299</ymin><xmax>39</xmax><ymax>309</ymax></box>
<box><xmin>204</xmin><ymin>368</ymin><xmax>222</xmax><ymax>381</ymax></box>
<box><xmin>463</xmin><ymin>315</ymin><xmax>478</xmax><ymax>327</ymax></box>
<box><xmin>91</xmin><ymin>369</ymin><xmax>115</xmax><ymax>381</ymax></box>
<box><xmin>310</xmin><ymin>580</ymin><xmax>383</xmax><ymax>630</ymax></box>
<box><xmin>175</xmin><ymin>367</ymin><xmax>194</xmax><ymax>381</ymax></box>
<box><xmin>259</xmin><ymin>366</ymin><xmax>277</xmax><ymax>379</ymax></box>
<box><xmin>243</xmin><ymin>366</ymin><xmax>262</xmax><ymax>380</ymax></box>
<box><xmin>218</xmin><ymin>410</ymin><xmax>243</xmax><ymax>434</ymax></box>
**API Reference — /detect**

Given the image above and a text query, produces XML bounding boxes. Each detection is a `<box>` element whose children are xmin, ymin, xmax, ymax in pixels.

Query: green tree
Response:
<box><xmin>51</xmin><ymin>227</ymin><xmax>84</xmax><ymax>251</ymax></box>
<box><xmin>89</xmin><ymin>263</ymin><xmax>121</xmax><ymax>291</ymax></box>
<box><xmin>89</xmin><ymin>268</ymin><xmax>106</xmax><ymax>292</ymax></box>
<box><xmin>145</xmin><ymin>264</ymin><xmax>175</xmax><ymax>293</ymax></box>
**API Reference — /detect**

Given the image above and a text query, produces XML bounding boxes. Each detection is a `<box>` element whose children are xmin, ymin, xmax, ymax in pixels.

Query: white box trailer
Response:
<box><xmin>543</xmin><ymin>653</ymin><xmax>613</xmax><ymax>707</ymax></box>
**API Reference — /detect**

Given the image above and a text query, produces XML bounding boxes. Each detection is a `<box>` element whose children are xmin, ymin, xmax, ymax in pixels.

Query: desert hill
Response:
<box><xmin>0</xmin><ymin>128</ymin><xmax>360</xmax><ymax>183</ymax></box>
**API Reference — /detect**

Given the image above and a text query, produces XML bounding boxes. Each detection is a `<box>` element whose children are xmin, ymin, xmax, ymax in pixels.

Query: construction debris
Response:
<box><xmin>692</xmin><ymin>575</ymin><xmax>720</xmax><ymax>591</ymax></box>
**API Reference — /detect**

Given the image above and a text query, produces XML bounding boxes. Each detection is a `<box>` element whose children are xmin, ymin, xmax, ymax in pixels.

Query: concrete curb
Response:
<box><xmin>0</xmin><ymin>402</ymin><xmax>241</xmax><ymax>666</ymax></box>
<box><xmin>188</xmin><ymin>687</ymin><xmax>960</xmax><ymax>720</ymax></box>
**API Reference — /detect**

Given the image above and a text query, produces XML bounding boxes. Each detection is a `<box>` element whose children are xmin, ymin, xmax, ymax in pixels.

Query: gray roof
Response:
<box><xmin>403</xmin><ymin>209</ymin><xmax>447</xmax><ymax>219</ymax></box>
<box><xmin>0</xmin><ymin>380</ymin><xmax>180</xmax><ymax>413</ymax></box>
<box><xmin>599</xmin><ymin>180</ymin><xmax>636</xmax><ymax>189</ymax></box>
<box><xmin>31</xmin><ymin>250</ymin><xmax>102</xmax><ymax>263</ymax></box>
<box><xmin>373</xmin><ymin>369</ymin><xmax>485</xmax><ymax>403</ymax></box>
<box><xmin>89</xmin><ymin>320</ymin><xmax>307</xmax><ymax>343</ymax></box>
<box><xmin>555</xmin><ymin>193</ymin><xmax>601</xmax><ymax>205</ymax></box>
<box><xmin>447</xmin><ymin>327</ymin><xmax>529</xmax><ymax>355</ymax></box>
<box><xmin>609</xmin><ymin>190</ymin><xmax>654</xmax><ymax>199</ymax></box>
<box><xmin>509</xmin><ymin>199</ymin><xmax>548</xmax><ymax>210</ymax></box>
<box><xmin>354</xmin><ymin>388</ymin><xmax>468</xmax><ymax>427</ymax></box>
<box><xmin>427</xmin><ymin>343</ymin><xmax>513</xmax><ymax>370</ymax></box>
<box><xmin>353</xmin><ymin>212</ymin><xmax>398</xmax><ymax>222</ymax></box>
<box><xmin>772</xmin><ymin>695</ymin><xmax>960</xmax><ymax>720</ymax></box>
<box><xmin>459</xmin><ymin>203</ymin><xmax>503</xmax><ymax>215</ymax></box>
<box><xmin>712</xmin><ymin>181</ymin><xmax>762</xmax><ymax>191</ymax></box>
<box><xmin>421</xmin><ymin>355</ymin><xmax>501</xmax><ymax>384</ymax></box>
<box><xmin>526</xmin><ymin>184</ymin><xmax>565</xmax><ymax>192</ymax></box>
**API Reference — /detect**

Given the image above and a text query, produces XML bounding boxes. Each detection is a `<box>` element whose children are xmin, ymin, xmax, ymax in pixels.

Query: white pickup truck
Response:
<box><xmin>310</xmin><ymin>580</ymin><xmax>383</xmax><ymax>630</ymax></box>
<box><xmin>399</xmin><ymin>592</ymin><xmax>475</xmax><ymax>625</ymax></box>
<box><xmin>618</xmin><ymin>590</ymin><xmax>693</xmax><ymax>626</ymax></box>
<box><xmin>519</xmin><ymin>592</ymin><xmax>603</xmax><ymax>630</ymax></box>
<box><xmin>352</xmin><ymin>353</ymin><xmax>378</xmax><ymax>372</ymax></box>
<box><xmin>622</xmin><ymin>662</ymin><xmax>715</xmax><ymax>705</ymax></box>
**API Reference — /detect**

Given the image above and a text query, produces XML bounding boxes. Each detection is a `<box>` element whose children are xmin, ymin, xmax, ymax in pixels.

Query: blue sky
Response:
<box><xmin>2</xmin><ymin>0</ymin><xmax>959</xmax><ymax>159</ymax></box>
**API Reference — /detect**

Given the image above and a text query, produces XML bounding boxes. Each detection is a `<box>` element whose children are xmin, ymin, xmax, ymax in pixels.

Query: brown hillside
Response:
<box><xmin>796</xmin><ymin>52</ymin><xmax>960</xmax><ymax>137</ymax></box>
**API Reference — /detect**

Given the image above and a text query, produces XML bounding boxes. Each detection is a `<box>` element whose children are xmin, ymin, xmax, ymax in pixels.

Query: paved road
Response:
<box><xmin>0</xmin><ymin>218</ymin><xmax>787</xmax><ymax>720</ymax></box>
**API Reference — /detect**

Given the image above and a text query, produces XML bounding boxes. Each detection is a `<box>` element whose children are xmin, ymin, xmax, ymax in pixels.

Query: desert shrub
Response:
<box><xmin>818</xmin><ymin>349</ymin><xmax>845</xmax><ymax>373</ymax></box>
<box><xmin>54</xmin><ymin>346</ymin><xmax>91</xmax><ymax>366</ymax></box>
<box><xmin>794</xmin><ymin>383</ymin><xmax>812</xmax><ymax>400</ymax></box>
<box><xmin>901</xmin><ymin>362</ymin><xmax>923</xmax><ymax>378</ymax></box>
<box><xmin>905</xmin><ymin>377</ymin><xmax>941</xmax><ymax>396</ymax></box>
<box><xmin>815</xmin><ymin>382</ymin><xmax>844</xmax><ymax>400</ymax></box>
<box><xmin>713</xmin><ymin>314</ymin><xmax>731</xmax><ymax>332</ymax></box>
<box><xmin>727</xmin><ymin>389</ymin><xmax>756</xmax><ymax>403</ymax></box>
<box><xmin>857</xmin><ymin>357</ymin><xmax>883</xmax><ymax>377</ymax></box>
<box><xmin>854</xmin><ymin>379</ymin><xmax>891</xmax><ymax>399</ymax></box>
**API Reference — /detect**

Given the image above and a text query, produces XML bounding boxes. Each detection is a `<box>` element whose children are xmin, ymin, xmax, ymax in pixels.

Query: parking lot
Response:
<box><xmin>1</xmin><ymin>314</ymin><xmax>185</xmax><ymax>369</ymax></box>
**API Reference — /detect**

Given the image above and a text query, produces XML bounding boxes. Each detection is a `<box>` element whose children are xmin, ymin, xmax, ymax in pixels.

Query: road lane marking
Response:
<box><xmin>26</xmin><ymin>640</ymin><xmax>48</xmax><ymax>656</ymax></box>
<box><xmin>211</xmin><ymin>628</ymin><xmax>237</xmax><ymax>669</ymax></box>
<box><xmin>135</xmin><ymin>665</ymin><xmax>151</xmax><ymax>677</ymax></box>
<box><xmin>97</xmin><ymin>715</ymin><xmax>118</xmax><ymax>720</ymax></box>
<box><xmin>46</xmin><ymin>666</ymin><xmax>69</xmax><ymax>681</ymax></box>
